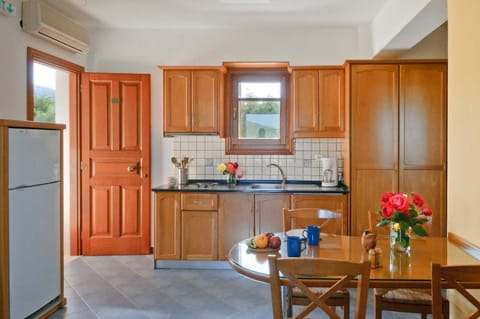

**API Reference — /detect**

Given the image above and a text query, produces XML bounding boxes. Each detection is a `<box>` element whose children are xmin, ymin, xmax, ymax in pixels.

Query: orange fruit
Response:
<box><xmin>254</xmin><ymin>234</ymin><xmax>269</xmax><ymax>249</ymax></box>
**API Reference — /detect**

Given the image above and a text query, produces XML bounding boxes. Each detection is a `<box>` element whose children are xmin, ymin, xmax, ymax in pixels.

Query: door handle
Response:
<box><xmin>127</xmin><ymin>163</ymin><xmax>139</xmax><ymax>173</ymax></box>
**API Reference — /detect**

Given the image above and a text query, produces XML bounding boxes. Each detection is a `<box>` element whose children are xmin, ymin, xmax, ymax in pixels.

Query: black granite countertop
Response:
<box><xmin>152</xmin><ymin>180</ymin><xmax>349</xmax><ymax>194</ymax></box>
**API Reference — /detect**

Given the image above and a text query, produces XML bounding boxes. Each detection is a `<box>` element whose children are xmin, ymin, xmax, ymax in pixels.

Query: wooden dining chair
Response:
<box><xmin>432</xmin><ymin>263</ymin><xmax>480</xmax><ymax>319</ymax></box>
<box><xmin>370</xmin><ymin>211</ymin><xmax>449</xmax><ymax>319</ymax></box>
<box><xmin>282</xmin><ymin>207</ymin><xmax>348</xmax><ymax>318</ymax></box>
<box><xmin>268</xmin><ymin>255</ymin><xmax>371</xmax><ymax>319</ymax></box>
<box><xmin>283</xmin><ymin>207</ymin><xmax>342</xmax><ymax>235</ymax></box>
<box><xmin>368</xmin><ymin>210</ymin><xmax>390</xmax><ymax>237</ymax></box>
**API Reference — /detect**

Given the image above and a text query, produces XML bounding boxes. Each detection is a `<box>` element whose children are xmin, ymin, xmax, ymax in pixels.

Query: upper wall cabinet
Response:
<box><xmin>292</xmin><ymin>68</ymin><xmax>345</xmax><ymax>138</ymax></box>
<box><xmin>163</xmin><ymin>68</ymin><xmax>221</xmax><ymax>135</ymax></box>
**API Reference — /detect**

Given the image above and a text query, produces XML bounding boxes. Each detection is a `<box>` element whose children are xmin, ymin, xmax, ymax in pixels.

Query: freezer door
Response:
<box><xmin>8</xmin><ymin>128</ymin><xmax>61</xmax><ymax>189</ymax></box>
<box><xmin>9</xmin><ymin>182</ymin><xmax>61</xmax><ymax>319</ymax></box>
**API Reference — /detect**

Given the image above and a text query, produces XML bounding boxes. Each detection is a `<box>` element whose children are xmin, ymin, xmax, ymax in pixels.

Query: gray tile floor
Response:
<box><xmin>49</xmin><ymin>255</ymin><xmax>420</xmax><ymax>319</ymax></box>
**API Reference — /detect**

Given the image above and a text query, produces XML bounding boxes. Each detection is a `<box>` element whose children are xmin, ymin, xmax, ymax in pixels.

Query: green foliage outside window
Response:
<box><xmin>34</xmin><ymin>94</ymin><xmax>55</xmax><ymax>123</ymax></box>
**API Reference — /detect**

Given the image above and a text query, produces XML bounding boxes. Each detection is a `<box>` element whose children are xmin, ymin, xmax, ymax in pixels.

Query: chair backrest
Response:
<box><xmin>283</xmin><ymin>208</ymin><xmax>342</xmax><ymax>235</ymax></box>
<box><xmin>268</xmin><ymin>255</ymin><xmax>371</xmax><ymax>319</ymax></box>
<box><xmin>368</xmin><ymin>210</ymin><xmax>390</xmax><ymax>237</ymax></box>
<box><xmin>431</xmin><ymin>263</ymin><xmax>480</xmax><ymax>319</ymax></box>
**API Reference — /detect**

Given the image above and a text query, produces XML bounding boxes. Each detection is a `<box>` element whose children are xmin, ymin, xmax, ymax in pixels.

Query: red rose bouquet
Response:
<box><xmin>376</xmin><ymin>192</ymin><xmax>432</xmax><ymax>251</ymax></box>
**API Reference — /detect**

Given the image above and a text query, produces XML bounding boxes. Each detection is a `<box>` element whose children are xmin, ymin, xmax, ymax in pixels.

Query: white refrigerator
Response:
<box><xmin>8</xmin><ymin>128</ymin><xmax>61</xmax><ymax>319</ymax></box>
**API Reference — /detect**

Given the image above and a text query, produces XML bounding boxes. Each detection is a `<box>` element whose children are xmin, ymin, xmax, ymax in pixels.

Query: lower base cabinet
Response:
<box><xmin>154</xmin><ymin>191</ymin><xmax>348</xmax><ymax>262</ymax></box>
<box><xmin>218</xmin><ymin>193</ymin><xmax>254</xmax><ymax>260</ymax></box>
<box><xmin>154</xmin><ymin>192</ymin><xmax>181</xmax><ymax>260</ymax></box>
<box><xmin>255</xmin><ymin>194</ymin><xmax>291</xmax><ymax>234</ymax></box>
<box><xmin>182</xmin><ymin>210</ymin><xmax>218</xmax><ymax>260</ymax></box>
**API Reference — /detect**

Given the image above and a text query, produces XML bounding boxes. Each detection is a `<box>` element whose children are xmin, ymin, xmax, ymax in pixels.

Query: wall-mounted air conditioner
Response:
<box><xmin>22</xmin><ymin>0</ymin><xmax>90</xmax><ymax>54</ymax></box>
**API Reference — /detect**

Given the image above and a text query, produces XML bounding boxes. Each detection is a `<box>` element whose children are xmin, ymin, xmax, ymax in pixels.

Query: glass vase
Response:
<box><xmin>390</xmin><ymin>223</ymin><xmax>411</xmax><ymax>253</ymax></box>
<box><xmin>227</xmin><ymin>174</ymin><xmax>237</xmax><ymax>187</ymax></box>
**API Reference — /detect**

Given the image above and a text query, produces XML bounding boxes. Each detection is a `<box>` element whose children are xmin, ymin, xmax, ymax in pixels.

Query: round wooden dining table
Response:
<box><xmin>228</xmin><ymin>233</ymin><xmax>479</xmax><ymax>289</ymax></box>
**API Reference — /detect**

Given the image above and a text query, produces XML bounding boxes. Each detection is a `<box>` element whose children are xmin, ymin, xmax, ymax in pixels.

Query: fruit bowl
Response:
<box><xmin>245</xmin><ymin>233</ymin><xmax>282</xmax><ymax>252</ymax></box>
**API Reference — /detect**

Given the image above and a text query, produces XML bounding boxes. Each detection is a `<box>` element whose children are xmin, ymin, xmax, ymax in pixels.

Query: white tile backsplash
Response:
<box><xmin>171</xmin><ymin>137</ymin><xmax>345</xmax><ymax>181</ymax></box>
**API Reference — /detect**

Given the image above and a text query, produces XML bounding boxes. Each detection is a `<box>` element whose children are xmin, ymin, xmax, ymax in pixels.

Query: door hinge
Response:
<box><xmin>80</xmin><ymin>162</ymin><xmax>87</xmax><ymax>170</ymax></box>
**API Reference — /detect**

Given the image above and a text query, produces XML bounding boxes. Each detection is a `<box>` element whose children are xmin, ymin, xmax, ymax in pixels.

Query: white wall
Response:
<box><xmin>0</xmin><ymin>0</ymin><xmax>86</xmax><ymax>120</ymax></box>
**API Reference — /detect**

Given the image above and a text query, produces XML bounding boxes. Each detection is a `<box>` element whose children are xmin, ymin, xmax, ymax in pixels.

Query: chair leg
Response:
<box><xmin>374</xmin><ymin>295</ymin><xmax>382</xmax><ymax>319</ymax></box>
<box><xmin>421</xmin><ymin>314</ymin><xmax>427</xmax><ymax>319</ymax></box>
<box><xmin>343</xmin><ymin>295</ymin><xmax>350</xmax><ymax>319</ymax></box>
<box><xmin>286</xmin><ymin>287</ymin><xmax>293</xmax><ymax>318</ymax></box>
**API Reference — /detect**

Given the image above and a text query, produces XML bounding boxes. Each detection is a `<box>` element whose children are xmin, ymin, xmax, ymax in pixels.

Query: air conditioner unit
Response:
<box><xmin>22</xmin><ymin>0</ymin><xmax>90</xmax><ymax>54</ymax></box>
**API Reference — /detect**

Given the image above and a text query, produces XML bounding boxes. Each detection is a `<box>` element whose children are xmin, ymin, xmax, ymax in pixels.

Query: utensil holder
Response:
<box><xmin>178</xmin><ymin>168</ymin><xmax>188</xmax><ymax>185</ymax></box>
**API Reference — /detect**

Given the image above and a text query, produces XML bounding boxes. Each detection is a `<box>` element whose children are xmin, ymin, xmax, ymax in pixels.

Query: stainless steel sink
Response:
<box><xmin>249</xmin><ymin>183</ymin><xmax>320</xmax><ymax>190</ymax></box>
<box><xmin>250</xmin><ymin>183</ymin><xmax>284</xmax><ymax>189</ymax></box>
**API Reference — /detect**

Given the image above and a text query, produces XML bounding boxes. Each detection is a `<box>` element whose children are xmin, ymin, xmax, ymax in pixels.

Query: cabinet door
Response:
<box><xmin>350</xmin><ymin>64</ymin><xmax>399</xmax><ymax>236</ymax></box>
<box><xmin>318</xmin><ymin>69</ymin><xmax>345</xmax><ymax>136</ymax></box>
<box><xmin>292</xmin><ymin>70</ymin><xmax>319</xmax><ymax>134</ymax></box>
<box><xmin>291</xmin><ymin>194</ymin><xmax>348</xmax><ymax>235</ymax></box>
<box><xmin>218</xmin><ymin>193</ymin><xmax>254</xmax><ymax>260</ymax></box>
<box><xmin>399</xmin><ymin>63</ymin><xmax>447</xmax><ymax>236</ymax></box>
<box><xmin>181</xmin><ymin>211</ymin><xmax>217</xmax><ymax>260</ymax></box>
<box><xmin>154</xmin><ymin>192</ymin><xmax>181</xmax><ymax>260</ymax></box>
<box><xmin>192</xmin><ymin>70</ymin><xmax>219</xmax><ymax>133</ymax></box>
<box><xmin>254</xmin><ymin>194</ymin><xmax>290</xmax><ymax>234</ymax></box>
<box><xmin>163</xmin><ymin>70</ymin><xmax>191</xmax><ymax>133</ymax></box>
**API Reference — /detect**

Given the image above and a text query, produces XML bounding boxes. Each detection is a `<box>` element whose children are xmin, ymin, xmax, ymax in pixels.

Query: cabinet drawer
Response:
<box><xmin>181</xmin><ymin>193</ymin><xmax>218</xmax><ymax>210</ymax></box>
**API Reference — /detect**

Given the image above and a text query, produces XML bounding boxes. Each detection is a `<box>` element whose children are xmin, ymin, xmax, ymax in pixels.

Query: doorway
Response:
<box><xmin>27</xmin><ymin>47</ymin><xmax>83</xmax><ymax>255</ymax></box>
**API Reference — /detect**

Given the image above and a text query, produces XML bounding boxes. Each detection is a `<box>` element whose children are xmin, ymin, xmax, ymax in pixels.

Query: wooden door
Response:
<box><xmin>218</xmin><ymin>193</ymin><xmax>254</xmax><ymax>260</ymax></box>
<box><xmin>254</xmin><ymin>194</ymin><xmax>290</xmax><ymax>234</ymax></box>
<box><xmin>154</xmin><ymin>192</ymin><xmax>181</xmax><ymax>260</ymax></box>
<box><xmin>318</xmin><ymin>69</ymin><xmax>345</xmax><ymax>136</ymax></box>
<box><xmin>350</xmin><ymin>64</ymin><xmax>399</xmax><ymax>235</ymax></box>
<box><xmin>181</xmin><ymin>211</ymin><xmax>217</xmax><ymax>260</ymax></box>
<box><xmin>292</xmin><ymin>70</ymin><xmax>318</xmax><ymax>134</ymax></box>
<box><xmin>81</xmin><ymin>73</ymin><xmax>151</xmax><ymax>255</ymax></box>
<box><xmin>291</xmin><ymin>194</ymin><xmax>348</xmax><ymax>235</ymax></box>
<box><xmin>399</xmin><ymin>63</ymin><xmax>447</xmax><ymax>236</ymax></box>
<box><xmin>192</xmin><ymin>70</ymin><xmax>219</xmax><ymax>133</ymax></box>
<box><xmin>163</xmin><ymin>70</ymin><xmax>191</xmax><ymax>133</ymax></box>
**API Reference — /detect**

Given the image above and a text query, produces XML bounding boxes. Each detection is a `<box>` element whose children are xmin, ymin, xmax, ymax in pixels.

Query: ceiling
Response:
<box><xmin>48</xmin><ymin>0</ymin><xmax>390</xmax><ymax>29</ymax></box>
<box><xmin>44</xmin><ymin>0</ymin><xmax>447</xmax><ymax>56</ymax></box>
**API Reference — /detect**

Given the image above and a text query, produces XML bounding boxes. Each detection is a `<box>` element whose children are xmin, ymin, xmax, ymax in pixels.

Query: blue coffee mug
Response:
<box><xmin>287</xmin><ymin>236</ymin><xmax>306</xmax><ymax>257</ymax></box>
<box><xmin>306</xmin><ymin>225</ymin><xmax>320</xmax><ymax>245</ymax></box>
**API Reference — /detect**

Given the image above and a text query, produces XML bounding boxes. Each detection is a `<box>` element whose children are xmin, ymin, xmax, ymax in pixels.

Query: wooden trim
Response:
<box><xmin>0</xmin><ymin>119</ymin><xmax>65</xmax><ymax>130</ymax></box>
<box><xmin>291</xmin><ymin>65</ymin><xmax>345</xmax><ymax>70</ymax></box>
<box><xmin>345</xmin><ymin>59</ymin><xmax>448</xmax><ymax>65</ymax></box>
<box><xmin>26</xmin><ymin>47</ymin><xmax>85</xmax><ymax>256</ymax></box>
<box><xmin>223</xmin><ymin>61</ymin><xmax>291</xmax><ymax>72</ymax></box>
<box><xmin>158</xmin><ymin>65</ymin><xmax>223</xmax><ymax>70</ymax></box>
<box><xmin>448</xmin><ymin>232</ymin><xmax>480</xmax><ymax>261</ymax></box>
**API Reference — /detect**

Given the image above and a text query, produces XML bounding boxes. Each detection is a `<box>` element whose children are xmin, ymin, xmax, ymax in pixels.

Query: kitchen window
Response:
<box><xmin>224</xmin><ymin>63</ymin><xmax>292</xmax><ymax>154</ymax></box>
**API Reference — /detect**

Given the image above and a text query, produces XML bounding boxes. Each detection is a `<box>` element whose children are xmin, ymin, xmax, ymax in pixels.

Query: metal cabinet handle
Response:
<box><xmin>127</xmin><ymin>165</ymin><xmax>137</xmax><ymax>172</ymax></box>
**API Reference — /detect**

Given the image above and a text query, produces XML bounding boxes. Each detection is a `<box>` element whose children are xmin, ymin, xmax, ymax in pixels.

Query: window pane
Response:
<box><xmin>239</xmin><ymin>82</ymin><xmax>281</xmax><ymax>98</ymax></box>
<box><xmin>33</xmin><ymin>63</ymin><xmax>56</xmax><ymax>123</ymax></box>
<box><xmin>238</xmin><ymin>101</ymin><xmax>280</xmax><ymax>139</ymax></box>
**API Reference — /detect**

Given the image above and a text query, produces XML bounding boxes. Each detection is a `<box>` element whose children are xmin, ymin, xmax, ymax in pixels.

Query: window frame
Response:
<box><xmin>224</xmin><ymin>63</ymin><xmax>292</xmax><ymax>155</ymax></box>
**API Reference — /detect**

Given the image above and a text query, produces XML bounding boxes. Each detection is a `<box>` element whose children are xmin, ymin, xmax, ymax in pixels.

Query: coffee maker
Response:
<box><xmin>320</xmin><ymin>157</ymin><xmax>338</xmax><ymax>187</ymax></box>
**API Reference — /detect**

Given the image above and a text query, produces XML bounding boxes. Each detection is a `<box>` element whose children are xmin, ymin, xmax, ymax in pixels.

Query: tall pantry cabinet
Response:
<box><xmin>348</xmin><ymin>61</ymin><xmax>447</xmax><ymax>236</ymax></box>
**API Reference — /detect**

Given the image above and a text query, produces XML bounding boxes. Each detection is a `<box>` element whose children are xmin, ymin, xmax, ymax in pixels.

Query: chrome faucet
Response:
<box><xmin>267</xmin><ymin>163</ymin><xmax>286</xmax><ymax>188</ymax></box>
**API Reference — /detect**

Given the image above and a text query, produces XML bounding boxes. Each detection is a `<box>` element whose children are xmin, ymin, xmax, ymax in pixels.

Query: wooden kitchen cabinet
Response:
<box><xmin>349</xmin><ymin>61</ymin><xmax>447</xmax><ymax>236</ymax></box>
<box><xmin>154</xmin><ymin>192</ymin><xmax>181</xmax><ymax>260</ymax></box>
<box><xmin>218</xmin><ymin>193</ymin><xmax>254</xmax><ymax>260</ymax></box>
<box><xmin>180</xmin><ymin>193</ymin><xmax>218</xmax><ymax>260</ymax></box>
<box><xmin>292</xmin><ymin>68</ymin><xmax>345</xmax><ymax>138</ymax></box>
<box><xmin>291</xmin><ymin>194</ymin><xmax>348</xmax><ymax>235</ymax></box>
<box><xmin>163</xmin><ymin>68</ymin><xmax>220</xmax><ymax>135</ymax></box>
<box><xmin>254</xmin><ymin>194</ymin><xmax>290</xmax><ymax>234</ymax></box>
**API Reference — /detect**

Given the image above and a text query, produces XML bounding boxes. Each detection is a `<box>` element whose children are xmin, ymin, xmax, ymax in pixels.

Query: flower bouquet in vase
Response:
<box><xmin>375</xmin><ymin>192</ymin><xmax>432</xmax><ymax>253</ymax></box>
<box><xmin>216</xmin><ymin>162</ymin><xmax>243</xmax><ymax>187</ymax></box>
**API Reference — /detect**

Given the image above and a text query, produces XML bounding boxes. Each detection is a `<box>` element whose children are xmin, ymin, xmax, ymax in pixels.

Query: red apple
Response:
<box><xmin>265</xmin><ymin>232</ymin><xmax>275</xmax><ymax>240</ymax></box>
<box><xmin>268</xmin><ymin>236</ymin><xmax>281</xmax><ymax>249</ymax></box>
